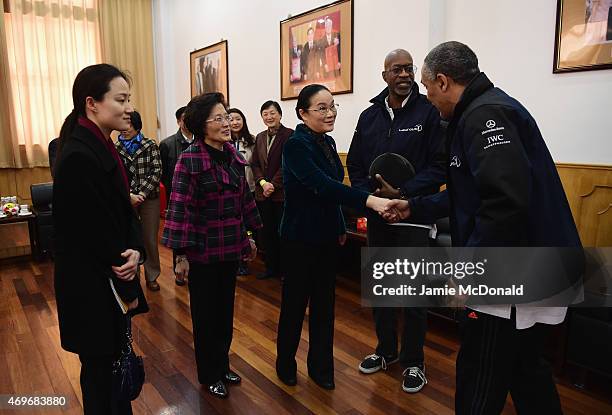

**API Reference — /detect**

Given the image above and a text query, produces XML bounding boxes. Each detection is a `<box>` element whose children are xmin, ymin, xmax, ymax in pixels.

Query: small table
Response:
<box><xmin>0</xmin><ymin>213</ymin><xmax>39</xmax><ymax>259</ymax></box>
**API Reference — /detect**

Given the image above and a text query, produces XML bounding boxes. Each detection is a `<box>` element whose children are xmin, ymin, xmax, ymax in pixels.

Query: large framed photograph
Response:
<box><xmin>280</xmin><ymin>0</ymin><xmax>353</xmax><ymax>100</ymax></box>
<box><xmin>554</xmin><ymin>0</ymin><xmax>612</xmax><ymax>73</ymax></box>
<box><xmin>190</xmin><ymin>40</ymin><xmax>229</xmax><ymax>102</ymax></box>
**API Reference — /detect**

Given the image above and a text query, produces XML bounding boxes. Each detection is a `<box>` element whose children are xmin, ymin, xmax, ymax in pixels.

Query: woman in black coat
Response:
<box><xmin>53</xmin><ymin>64</ymin><xmax>148</xmax><ymax>415</ymax></box>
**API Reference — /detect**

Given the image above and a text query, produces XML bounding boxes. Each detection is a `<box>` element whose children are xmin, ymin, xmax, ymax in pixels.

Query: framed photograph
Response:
<box><xmin>554</xmin><ymin>0</ymin><xmax>612</xmax><ymax>73</ymax></box>
<box><xmin>280</xmin><ymin>0</ymin><xmax>353</xmax><ymax>100</ymax></box>
<box><xmin>190</xmin><ymin>40</ymin><xmax>229</xmax><ymax>102</ymax></box>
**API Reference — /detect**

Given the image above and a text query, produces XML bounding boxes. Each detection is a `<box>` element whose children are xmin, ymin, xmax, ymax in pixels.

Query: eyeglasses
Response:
<box><xmin>306</xmin><ymin>103</ymin><xmax>339</xmax><ymax>116</ymax></box>
<box><xmin>206</xmin><ymin>114</ymin><xmax>232</xmax><ymax>124</ymax></box>
<box><xmin>386</xmin><ymin>64</ymin><xmax>418</xmax><ymax>76</ymax></box>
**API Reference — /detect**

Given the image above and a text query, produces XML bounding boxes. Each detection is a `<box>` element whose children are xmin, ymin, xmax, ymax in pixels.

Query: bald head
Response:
<box><xmin>384</xmin><ymin>49</ymin><xmax>412</xmax><ymax>70</ymax></box>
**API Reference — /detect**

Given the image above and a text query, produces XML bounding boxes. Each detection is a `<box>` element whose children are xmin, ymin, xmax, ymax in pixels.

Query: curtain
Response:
<box><xmin>0</xmin><ymin>0</ymin><xmax>101</xmax><ymax>168</ymax></box>
<box><xmin>98</xmin><ymin>0</ymin><xmax>158</xmax><ymax>141</ymax></box>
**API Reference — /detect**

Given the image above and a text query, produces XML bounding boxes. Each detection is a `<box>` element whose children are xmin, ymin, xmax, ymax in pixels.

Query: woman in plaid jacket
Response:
<box><xmin>162</xmin><ymin>93</ymin><xmax>262</xmax><ymax>399</ymax></box>
<box><xmin>115</xmin><ymin>111</ymin><xmax>163</xmax><ymax>291</ymax></box>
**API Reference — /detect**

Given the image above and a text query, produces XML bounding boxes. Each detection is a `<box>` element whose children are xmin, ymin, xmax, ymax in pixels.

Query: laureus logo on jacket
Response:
<box><xmin>450</xmin><ymin>155</ymin><xmax>461</xmax><ymax>168</ymax></box>
<box><xmin>398</xmin><ymin>124</ymin><xmax>423</xmax><ymax>132</ymax></box>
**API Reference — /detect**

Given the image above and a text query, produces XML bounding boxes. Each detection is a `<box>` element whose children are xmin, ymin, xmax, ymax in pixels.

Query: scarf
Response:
<box><xmin>119</xmin><ymin>132</ymin><xmax>144</xmax><ymax>156</ymax></box>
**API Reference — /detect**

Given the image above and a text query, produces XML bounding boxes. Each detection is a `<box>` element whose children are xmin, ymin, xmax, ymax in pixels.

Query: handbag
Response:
<box><xmin>112</xmin><ymin>315</ymin><xmax>145</xmax><ymax>401</ymax></box>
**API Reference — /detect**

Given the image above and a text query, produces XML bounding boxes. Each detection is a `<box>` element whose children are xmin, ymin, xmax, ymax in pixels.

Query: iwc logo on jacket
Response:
<box><xmin>480</xmin><ymin>118</ymin><xmax>510</xmax><ymax>151</ymax></box>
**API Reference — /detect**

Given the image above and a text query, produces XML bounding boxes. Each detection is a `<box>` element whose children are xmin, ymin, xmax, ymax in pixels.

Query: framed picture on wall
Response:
<box><xmin>554</xmin><ymin>0</ymin><xmax>612</xmax><ymax>73</ymax></box>
<box><xmin>190</xmin><ymin>40</ymin><xmax>229</xmax><ymax>102</ymax></box>
<box><xmin>280</xmin><ymin>0</ymin><xmax>353</xmax><ymax>100</ymax></box>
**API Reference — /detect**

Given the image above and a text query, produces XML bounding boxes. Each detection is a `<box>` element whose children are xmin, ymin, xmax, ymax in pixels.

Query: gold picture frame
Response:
<box><xmin>280</xmin><ymin>0</ymin><xmax>353</xmax><ymax>100</ymax></box>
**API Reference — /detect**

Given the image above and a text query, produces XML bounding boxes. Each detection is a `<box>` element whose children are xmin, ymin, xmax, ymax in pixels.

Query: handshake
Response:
<box><xmin>366</xmin><ymin>196</ymin><xmax>411</xmax><ymax>223</ymax></box>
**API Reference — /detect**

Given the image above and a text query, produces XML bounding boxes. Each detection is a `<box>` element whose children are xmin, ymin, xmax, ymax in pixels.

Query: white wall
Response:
<box><xmin>153</xmin><ymin>0</ymin><xmax>439</xmax><ymax>150</ymax></box>
<box><xmin>153</xmin><ymin>0</ymin><xmax>612</xmax><ymax>164</ymax></box>
<box><xmin>446</xmin><ymin>0</ymin><xmax>612</xmax><ymax>164</ymax></box>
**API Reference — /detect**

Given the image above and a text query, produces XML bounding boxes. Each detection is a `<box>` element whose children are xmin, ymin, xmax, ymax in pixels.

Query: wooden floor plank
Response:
<box><xmin>1</xmin><ymin>252</ymin><xmax>611</xmax><ymax>414</ymax></box>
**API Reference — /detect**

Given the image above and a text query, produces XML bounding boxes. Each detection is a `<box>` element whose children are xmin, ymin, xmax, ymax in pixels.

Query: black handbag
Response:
<box><xmin>112</xmin><ymin>315</ymin><xmax>145</xmax><ymax>401</ymax></box>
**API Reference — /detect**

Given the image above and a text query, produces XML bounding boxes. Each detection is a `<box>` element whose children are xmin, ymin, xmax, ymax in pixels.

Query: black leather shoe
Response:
<box><xmin>276</xmin><ymin>361</ymin><xmax>297</xmax><ymax>386</ymax></box>
<box><xmin>224</xmin><ymin>370</ymin><xmax>241</xmax><ymax>384</ymax></box>
<box><xmin>174</xmin><ymin>276</ymin><xmax>186</xmax><ymax>286</ymax></box>
<box><xmin>256</xmin><ymin>271</ymin><xmax>274</xmax><ymax>280</ymax></box>
<box><xmin>207</xmin><ymin>380</ymin><xmax>228</xmax><ymax>398</ymax></box>
<box><xmin>309</xmin><ymin>374</ymin><xmax>335</xmax><ymax>390</ymax></box>
<box><xmin>276</xmin><ymin>370</ymin><xmax>297</xmax><ymax>386</ymax></box>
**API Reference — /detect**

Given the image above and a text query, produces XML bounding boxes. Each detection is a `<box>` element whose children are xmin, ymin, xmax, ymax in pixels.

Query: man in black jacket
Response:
<box><xmin>159</xmin><ymin>106</ymin><xmax>194</xmax><ymax>285</ymax></box>
<box><xmin>386</xmin><ymin>41</ymin><xmax>580</xmax><ymax>414</ymax></box>
<box><xmin>347</xmin><ymin>49</ymin><xmax>445</xmax><ymax>394</ymax></box>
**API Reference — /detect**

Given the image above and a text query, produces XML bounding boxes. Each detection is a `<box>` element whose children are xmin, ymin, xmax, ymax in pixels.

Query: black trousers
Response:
<box><xmin>188</xmin><ymin>261</ymin><xmax>238</xmax><ymax>385</ymax></box>
<box><xmin>79</xmin><ymin>354</ymin><xmax>132</xmax><ymax>415</ymax></box>
<box><xmin>276</xmin><ymin>239</ymin><xmax>336</xmax><ymax>381</ymax></box>
<box><xmin>373</xmin><ymin>307</ymin><xmax>427</xmax><ymax>367</ymax></box>
<box><xmin>456</xmin><ymin>310</ymin><xmax>563</xmax><ymax>415</ymax></box>
<box><xmin>257</xmin><ymin>199</ymin><xmax>283</xmax><ymax>276</ymax></box>
<box><xmin>367</xmin><ymin>219</ymin><xmax>428</xmax><ymax>367</ymax></box>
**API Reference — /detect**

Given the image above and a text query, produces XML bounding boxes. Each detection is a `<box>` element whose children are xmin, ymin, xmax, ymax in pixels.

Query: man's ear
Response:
<box><xmin>437</xmin><ymin>73</ymin><xmax>449</xmax><ymax>92</ymax></box>
<box><xmin>381</xmin><ymin>70</ymin><xmax>388</xmax><ymax>84</ymax></box>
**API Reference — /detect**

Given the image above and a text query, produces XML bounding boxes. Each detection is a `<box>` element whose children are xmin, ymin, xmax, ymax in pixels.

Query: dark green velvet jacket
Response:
<box><xmin>280</xmin><ymin>124</ymin><xmax>369</xmax><ymax>245</ymax></box>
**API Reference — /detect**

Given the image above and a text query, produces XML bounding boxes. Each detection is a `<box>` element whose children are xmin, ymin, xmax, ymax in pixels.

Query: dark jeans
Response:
<box><xmin>79</xmin><ymin>354</ymin><xmax>132</xmax><ymax>415</ymax></box>
<box><xmin>367</xmin><ymin>219</ymin><xmax>429</xmax><ymax>367</ymax></box>
<box><xmin>188</xmin><ymin>261</ymin><xmax>238</xmax><ymax>384</ymax></box>
<box><xmin>257</xmin><ymin>199</ymin><xmax>283</xmax><ymax>276</ymax></box>
<box><xmin>456</xmin><ymin>309</ymin><xmax>563</xmax><ymax>415</ymax></box>
<box><xmin>276</xmin><ymin>239</ymin><xmax>336</xmax><ymax>381</ymax></box>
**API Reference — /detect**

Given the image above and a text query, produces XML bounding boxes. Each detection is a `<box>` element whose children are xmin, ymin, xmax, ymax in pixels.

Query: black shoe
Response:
<box><xmin>224</xmin><ymin>370</ymin><xmax>241</xmax><ymax>384</ymax></box>
<box><xmin>358</xmin><ymin>353</ymin><xmax>399</xmax><ymax>374</ymax></box>
<box><xmin>309</xmin><ymin>374</ymin><xmax>335</xmax><ymax>390</ymax></box>
<box><xmin>174</xmin><ymin>276</ymin><xmax>186</xmax><ymax>286</ymax></box>
<box><xmin>402</xmin><ymin>365</ymin><xmax>427</xmax><ymax>393</ymax></box>
<box><xmin>276</xmin><ymin>361</ymin><xmax>297</xmax><ymax>386</ymax></box>
<box><xmin>256</xmin><ymin>271</ymin><xmax>274</xmax><ymax>280</ymax></box>
<box><xmin>207</xmin><ymin>380</ymin><xmax>228</xmax><ymax>398</ymax></box>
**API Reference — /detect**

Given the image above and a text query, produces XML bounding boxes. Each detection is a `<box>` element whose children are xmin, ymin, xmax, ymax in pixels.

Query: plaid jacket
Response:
<box><xmin>115</xmin><ymin>138</ymin><xmax>162</xmax><ymax>199</ymax></box>
<box><xmin>161</xmin><ymin>141</ymin><xmax>263</xmax><ymax>264</ymax></box>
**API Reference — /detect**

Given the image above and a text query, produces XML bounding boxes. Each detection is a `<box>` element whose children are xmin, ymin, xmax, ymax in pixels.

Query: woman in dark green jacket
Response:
<box><xmin>276</xmin><ymin>84</ymin><xmax>389</xmax><ymax>389</ymax></box>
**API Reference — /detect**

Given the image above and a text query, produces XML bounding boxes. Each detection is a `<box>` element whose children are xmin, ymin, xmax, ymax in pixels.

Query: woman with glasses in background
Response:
<box><xmin>228</xmin><ymin>107</ymin><xmax>257</xmax><ymax>277</ymax></box>
<box><xmin>162</xmin><ymin>93</ymin><xmax>262</xmax><ymax>399</ymax></box>
<box><xmin>275</xmin><ymin>84</ymin><xmax>391</xmax><ymax>390</ymax></box>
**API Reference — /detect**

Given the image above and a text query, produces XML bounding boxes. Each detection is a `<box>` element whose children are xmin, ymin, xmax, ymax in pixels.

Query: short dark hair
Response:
<box><xmin>295</xmin><ymin>84</ymin><xmax>329</xmax><ymax>120</ymax></box>
<box><xmin>260</xmin><ymin>100</ymin><xmax>282</xmax><ymax>116</ymax></box>
<box><xmin>184</xmin><ymin>93</ymin><xmax>225</xmax><ymax>139</ymax></box>
<box><xmin>307</xmin><ymin>27</ymin><xmax>314</xmax><ymax>35</ymax></box>
<box><xmin>58</xmin><ymin>64</ymin><xmax>131</xmax><ymax>156</ymax></box>
<box><xmin>228</xmin><ymin>107</ymin><xmax>255</xmax><ymax>146</ymax></box>
<box><xmin>175</xmin><ymin>106</ymin><xmax>187</xmax><ymax>120</ymax></box>
<box><xmin>423</xmin><ymin>41</ymin><xmax>480</xmax><ymax>85</ymax></box>
<box><xmin>129</xmin><ymin>110</ymin><xmax>143</xmax><ymax>131</ymax></box>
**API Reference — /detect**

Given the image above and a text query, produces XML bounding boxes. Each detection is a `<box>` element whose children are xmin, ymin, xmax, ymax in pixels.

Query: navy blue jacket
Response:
<box><xmin>411</xmin><ymin>73</ymin><xmax>581</xmax><ymax>248</ymax></box>
<box><xmin>346</xmin><ymin>84</ymin><xmax>446</xmax><ymax>197</ymax></box>
<box><xmin>280</xmin><ymin>124</ymin><xmax>370</xmax><ymax>245</ymax></box>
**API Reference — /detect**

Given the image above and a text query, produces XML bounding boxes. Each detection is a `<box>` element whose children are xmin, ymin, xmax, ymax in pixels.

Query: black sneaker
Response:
<box><xmin>358</xmin><ymin>353</ymin><xmax>399</xmax><ymax>374</ymax></box>
<box><xmin>402</xmin><ymin>366</ymin><xmax>427</xmax><ymax>393</ymax></box>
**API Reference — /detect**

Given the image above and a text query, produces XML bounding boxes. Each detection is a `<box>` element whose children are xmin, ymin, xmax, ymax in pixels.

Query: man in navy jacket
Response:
<box><xmin>347</xmin><ymin>49</ymin><xmax>446</xmax><ymax>394</ymax></box>
<box><xmin>387</xmin><ymin>41</ymin><xmax>581</xmax><ymax>414</ymax></box>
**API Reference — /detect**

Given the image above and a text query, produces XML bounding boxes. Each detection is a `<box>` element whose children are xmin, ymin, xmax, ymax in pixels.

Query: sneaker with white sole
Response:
<box><xmin>358</xmin><ymin>353</ymin><xmax>399</xmax><ymax>374</ymax></box>
<box><xmin>402</xmin><ymin>366</ymin><xmax>427</xmax><ymax>393</ymax></box>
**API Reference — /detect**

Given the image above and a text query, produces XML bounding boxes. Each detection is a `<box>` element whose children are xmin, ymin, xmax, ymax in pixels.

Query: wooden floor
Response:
<box><xmin>1</xmin><ymin>244</ymin><xmax>612</xmax><ymax>414</ymax></box>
